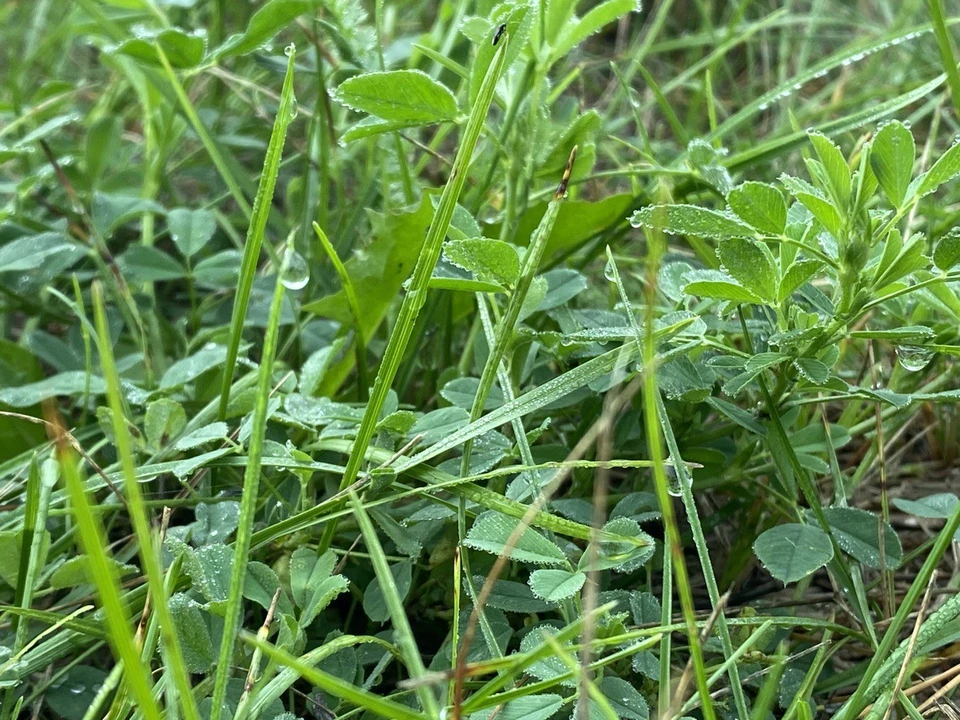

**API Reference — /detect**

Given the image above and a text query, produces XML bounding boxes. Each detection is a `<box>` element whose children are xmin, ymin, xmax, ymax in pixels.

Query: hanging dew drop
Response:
<box><xmin>665</xmin><ymin>465</ymin><xmax>683</xmax><ymax>497</ymax></box>
<box><xmin>896</xmin><ymin>345</ymin><xmax>933</xmax><ymax>372</ymax></box>
<box><xmin>284</xmin><ymin>42</ymin><xmax>296</xmax><ymax>57</ymax></box>
<box><xmin>603</xmin><ymin>256</ymin><xmax>618</xmax><ymax>282</ymax></box>
<box><xmin>280</xmin><ymin>248</ymin><xmax>310</xmax><ymax>290</ymax></box>
<box><xmin>289</xmin><ymin>97</ymin><xmax>299</xmax><ymax>120</ymax></box>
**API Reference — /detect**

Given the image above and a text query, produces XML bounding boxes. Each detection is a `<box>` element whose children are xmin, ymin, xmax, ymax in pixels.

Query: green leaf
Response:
<box><xmin>707</xmin><ymin>396</ymin><xmax>767</xmax><ymax>435</ymax></box>
<box><xmin>808</xmin><ymin>132</ymin><xmax>851</xmax><ymax>206</ymax></box>
<box><xmin>144</xmin><ymin>398</ymin><xmax>187</xmax><ymax>451</ymax></box>
<box><xmin>185</xmin><ymin>543</ymin><xmax>233</xmax><ymax>604</ymax></box>
<box><xmin>334</xmin><ymin>70</ymin><xmax>458</xmax><ymax>124</ymax></box>
<box><xmin>823</xmin><ymin>507</ymin><xmax>902</xmax><ymax>569</ymax></box>
<box><xmin>528</xmin><ymin>569</ymin><xmax>586</xmax><ymax>602</ymax></box>
<box><xmin>630</xmin><ymin>205</ymin><xmax>756</xmax><ymax>239</ymax></box>
<box><xmin>717</xmin><ymin>237</ymin><xmax>778</xmax><ymax>301</ymax></box>
<box><xmin>167</xmin><ymin>208</ymin><xmax>217</xmax><ymax>259</ymax></box>
<box><xmin>753</xmin><ymin>523</ymin><xmax>834</xmax><ymax>583</ymax></box>
<box><xmin>682</xmin><ymin>269</ymin><xmax>763</xmax><ymax>304</ymax></box>
<box><xmin>118</xmin><ymin>246</ymin><xmax>186</xmax><ymax>282</ymax></box>
<box><xmin>409</xmin><ymin>406</ymin><xmax>470</xmax><ymax>445</ymax></box>
<box><xmin>0</xmin><ymin>233</ymin><xmax>83</xmax><ymax>273</ymax></box>
<box><xmin>49</xmin><ymin>555</ymin><xmax>136</xmax><ymax>589</ymax></box>
<box><xmin>582</xmin><ymin>517</ymin><xmax>656</xmax><ymax>573</ymax></box>
<box><xmin>504</xmin><ymin>194</ymin><xmax>633</xmax><ymax>261</ymax></box>
<box><xmin>216</xmin><ymin>0</ymin><xmax>322</xmax><ymax>57</ymax></box>
<box><xmin>441</xmin><ymin>377</ymin><xmax>504</xmax><ymax>411</ymax></box>
<box><xmin>870</xmin><ymin>121</ymin><xmax>915</xmax><ymax>207</ymax></box>
<box><xmin>481</xmin><ymin>578</ymin><xmax>555</xmax><ymax>613</ymax></box>
<box><xmin>550</xmin><ymin>0</ymin><xmax>638</xmax><ymax>62</ymax></box>
<box><xmin>468</xmin><ymin>694</ymin><xmax>564</xmax><ymax>720</ymax></box>
<box><xmin>161</xmin><ymin>344</ymin><xmax>228</xmax><ymax>389</ymax></box>
<box><xmin>465</xmin><ymin>511</ymin><xmax>568</xmax><ymax>566</ymax></box>
<box><xmin>173</xmin><ymin>422</ymin><xmax>228</xmax><ymax>451</ymax></box>
<box><xmin>892</xmin><ymin>493</ymin><xmax>959</xmax><ymax>519</ymax></box>
<box><xmin>244</xmin><ymin>562</ymin><xmax>294</xmax><ymax>614</ymax></box>
<box><xmin>289</xmin><ymin>548</ymin><xmax>349</xmax><ymax>627</ymax></box>
<box><xmin>115</xmin><ymin>27</ymin><xmax>205</xmax><ymax>68</ymax></box>
<box><xmin>872</xmin><ymin>236</ymin><xmax>928</xmax><ymax>289</ymax></box>
<box><xmin>444</xmin><ymin>238</ymin><xmax>521</xmax><ymax>286</ymax></box>
<box><xmin>598</xmin><ymin>676</ymin><xmax>649</xmax><ymax>720</ymax></box>
<box><xmin>304</xmin><ymin>196</ymin><xmax>434</xmax><ymax>357</ymax></box>
<box><xmin>340</xmin><ymin>115</ymin><xmax>423</xmax><ymax>143</ymax></box>
<box><xmin>727</xmin><ymin>182</ymin><xmax>787</xmax><ymax>235</ymax></box>
<box><xmin>0</xmin><ymin>371</ymin><xmax>107</xmax><ymax>408</ymax></box>
<box><xmin>91</xmin><ymin>192</ymin><xmax>164</xmax><ymax>237</ymax></box>
<box><xmin>45</xmin><ymin>666</ymin><xmax>108</xmax><ymax>720</ymax></box>
<box><xmin>520</xmin><ymin>627</ymin><xmax>577</xmax><ymax>687</ymax></box>
<box><xmin>469</xmin><ymin>1</ymin><xmax>533</xmax><ymax>103</ymax></box>
<box><xmin>362</xmin><ymin>560</ymin><xmax>412</xmax><ymax>623</ymax></box>
<box><xmin>916</xmin><ymin>136</ymin><xmax>960</xmax><ymax>198</ymax></box>
<box><xmin>778</xmin><ymin>258</ymin><xmax>824</xmax><ymax>302</ymax></box>
<box><xmin>793</xmin><ymin>192</ymin><xmax>843</xmax><ymax>238</ymax></box>
<box><xmin>169</xmin><ymin>593</ymin><xmax>215</xmax><ymax>673</ymax></box>
<box><xmin>189</xmin><ymin>502</ymin><xmax>240</xmax><ymax>545</ymax></box>
<box><xmin>794</xmin><ymin>358</ymin><xmax>829</xmax><ymax>384</ymax></box>
<box><xmin>934</xmin><ymin>228</ymin><xmax>960</xmax><ymax>271</ymax></box>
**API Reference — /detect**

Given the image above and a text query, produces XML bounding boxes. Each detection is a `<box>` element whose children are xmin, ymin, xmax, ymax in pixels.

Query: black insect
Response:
<box><xmin>493</xmin><ymin>23</ymin><xmax>507</xmax><ymax>46</ymax></box>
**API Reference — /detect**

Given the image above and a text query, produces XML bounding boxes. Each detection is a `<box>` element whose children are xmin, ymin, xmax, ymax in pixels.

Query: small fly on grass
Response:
<box><xmin>493</xmin><ymin>23</ymin><xmax>506</xmax><ymax>45</ymax></box>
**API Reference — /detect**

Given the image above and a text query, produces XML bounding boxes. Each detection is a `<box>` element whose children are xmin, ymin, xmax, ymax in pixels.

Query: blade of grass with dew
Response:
<box><xmin>603</xmin><ymin>247</ymin><xmax>750</xmax><ymax>719</ymax></box>
<box><xmin>56</xmin><ymin>442</ymin><xmax>162</xmax><ymax>720</ymax></box>
<box><xmin>636</xmin><ymin>207</ymin><xmax>716</xmax><ymax>719</ymax></box>
<box><xmin>91</xmin><ymin>282</ymin><xmax>200</xmax><ymax>720</ymax></box>
<box><xmin>350</xmin><ymin>490</ymin><xmax>439</xmax><ymax>716</ymax></box>
<box><xmin>208</xmin><ymin>240</ymin><xmax>294</xmax><ymax>720</ymax></box>
<box><xmin>242</xmin><ymin>633</ymin><xmax>430</xmax><ymax>720</ymax></box>
<box><xmin>929</xmin><ymin>0</ymin><xmax>960</xmax><ymax>117</ymax></box>
<box><xmin>216</xmin><ymin>46</ymin><xmax>298</xmax><ymax>420</ymax></box>
<box><xmin>459</xmin><ymin>147</ymin><xmax>576</xmax><ymax>480</ymax></box>
<box><xmin>317</xmin><ymin>38</ymin><xmax>509</xmax><ymax>553</ymax></box>
<box><xmin>314</xmin><ymin>221</ymin><xmax>368</xmax><ymax>392</ymax></box>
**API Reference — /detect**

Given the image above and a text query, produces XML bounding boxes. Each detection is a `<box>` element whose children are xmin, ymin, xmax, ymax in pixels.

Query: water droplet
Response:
<box><xmin>896</xmin><ymin>345</ymin><xmax>934</xmax><ymax>372</ymax></box>
<box><xmin>289</xmin><ymin>97</ymin><xmax>299</xmax><ymax>120</ymax></box>
<box><xmin>665</xmin><ymin>465</ymin><xmax>683</xmax><ymax>497</ymax></box>
<box><xmin>284</xmin><ymin>43</ymin><xmax>296</xmax><ymax>57</ymax></box>
<box><xmin>70</xmin><ymin>684</ymin><xmax>85</xmax><ymax>695</ymax></box>
<box><xmin>603</xmin><ymin>256</ymin><xmax>618</xmax><ymax>282</ymax></box>
<box><xmin>280</xmin><ymin>248</ymin><xmax>309</xmax><ymax>290</ymax></box>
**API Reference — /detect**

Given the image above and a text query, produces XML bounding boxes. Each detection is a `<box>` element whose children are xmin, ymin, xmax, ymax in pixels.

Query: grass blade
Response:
<box><xmin>318</xmin><ymin>38</ymin><xmax>509</xmax><ymax>552</ymax></box>
<box><xmin>460</xmin><ymin>147</ymin><xmax>576</xmax><ymax>478</ymax></box>
<box><xmin>350</xmin><ymin>490</ymin><xmax>439</xmax><ymax>716</ymax></box>
<box><xmin>208</xmin><ymin>240</ymin><xmax>295</xmax><ymax>720</ymax></box>
<box><xmin>91</xmin><ymin>282</ymin><xmax>200</xmax><ymax>720</ymax></box>
<box><xmin>929</xmin><ymin>0</ymin><xmax>960</xmax><ymax>116</ymax></box>
<box><xmin>216</xmin><ymin>46</ymin><xmax>298</xmax><ymax>420</ymax></box>
<box><xmin>55</xmin><ymin>435</ymin><xmax>162</xmax><ymax>720</ymax></box>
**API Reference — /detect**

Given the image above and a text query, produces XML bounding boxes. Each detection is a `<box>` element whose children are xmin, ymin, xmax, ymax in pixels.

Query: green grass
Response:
<box><xmin>4</xmin><ymin>2</ymin><xmax>960</xmax><ymax>719</ymax></box>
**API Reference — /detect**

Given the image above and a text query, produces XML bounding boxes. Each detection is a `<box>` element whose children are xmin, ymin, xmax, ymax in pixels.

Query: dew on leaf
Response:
<box><xmin>896</xmin><ymin>345</ymin><xmax>934</xmax><ymax>372</ymax></box>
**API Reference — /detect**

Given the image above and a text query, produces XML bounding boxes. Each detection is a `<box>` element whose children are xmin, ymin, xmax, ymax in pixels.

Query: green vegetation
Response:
<box><xmin>3</xmin><ymin>1</ymin><xmax>960</xmax><ymax>718</ymax></box>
